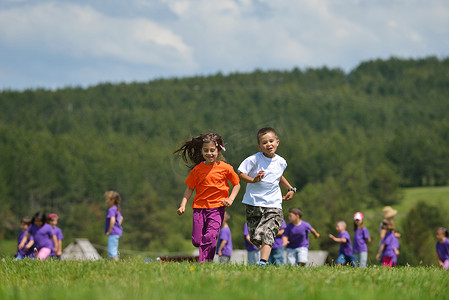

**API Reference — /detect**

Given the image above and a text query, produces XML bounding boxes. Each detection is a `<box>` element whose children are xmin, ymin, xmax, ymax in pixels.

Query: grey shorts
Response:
<box><xmin>246</xmin><ymin>205</ymin><xmax>283</xmax><ymax>248</ymax></box>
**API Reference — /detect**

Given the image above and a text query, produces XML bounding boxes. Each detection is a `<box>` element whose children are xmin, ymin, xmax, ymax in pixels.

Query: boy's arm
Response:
<box><xmin>328</xmin><ymin>234</ymin><xmax>346</xmax><ymax>243</ymax></box>
<box><xmin>177</xmin><ymin>186</ymin><xmax>194</xmax><ymax>216</ymax></box>
<box><xmin>277</xmin><ymin>228</ymin><xmax>285</xmax><ymax>236</ymax></box>
<box><xmin>311</xmin><ymin>228</ymin><xmax>320</xmax><ymax>239</ymax></box>
<box><xmin>18</xmin><ymin>233</ymin><xmax>31</xmax><ymax>249</ymax></box>
<box><xmin>282</xmin><ymin>236</ymin><xmax>289</xmax><ymax>247</ymax></box>
<box><xmin>239</xmin><ymin>171</ymin><xmax>264</xmax><ymax>183</ymax></box>
<box><xmin>222</xmin><ymin>183</ymin><xmax>240</xmax><ymax>207</ymax></box>
<box><xmin>217</xmin><ymin>240</ymin><xmax>227</xmax><ymax>256</ymax></box>
<box><xmin>280</xmin><ymin>176</ymin><xmax>294</xmax><ymax>201</ymax></box>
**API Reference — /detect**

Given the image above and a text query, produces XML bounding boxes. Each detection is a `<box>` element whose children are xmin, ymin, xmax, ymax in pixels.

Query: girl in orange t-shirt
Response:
<box><xmin>175</xmin><ymin>132</ymin><xmax>240</xmax><ymax>262</ymax></box>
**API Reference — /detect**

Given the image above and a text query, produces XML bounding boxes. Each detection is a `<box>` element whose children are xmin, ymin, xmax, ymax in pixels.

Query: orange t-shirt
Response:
<box><xmin>185</xmin><ymin>161</ymin><xmax>240</xmax><ymax>209</ymax></box>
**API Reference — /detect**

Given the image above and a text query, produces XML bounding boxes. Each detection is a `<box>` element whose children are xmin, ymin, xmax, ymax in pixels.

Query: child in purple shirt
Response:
<box><xmin>376</xmin><ymin>219</ymin><xmax>399</xmax><ymax>267</ymax></box>
<box><xmin>18</xmin><ymin>212</ymin><xmax>57</xmax><ymax>260</ymax></box>
<box><xmin>243</xmin><ymin>222</ymin><xmax>260</xmax><ymax>265</ymax></box>
<box><xmin>268</xmin><ymin>220</ymin><xmax>287</xmax><ymax>266</ymax></box>
<box><xmin>48</xmin><ymin>213</ymin><xmax>63</xmax><ymax>259</ymax></box>
<box><xmin>283</xmin><ymin>207</ymin><xmax>320</xmax><ymax>266</ymax></box>
<box><xmin>105</xmin><ymin>191</ymin><xmax>124</xmax><ymax>261</ymax></box>
<box><xmin>353</xmin><ymin>212</ymin><xmax>371</xmax><ymax>268</ymax></box>
<box><xmin>217</xmin><ymin>212</ymin><xmax>232</xmax><ymax>264</ymax></box>
<box><xmin>435</xmin><ymin>227</ymin><xmax>449</xmax><ymax>269</ymax></box>
<box><xmin>15</xmin><ymin>217</ymin><xmax>34</xmax><ymax>260</ymax></box>
<box><xmin>329</xmin><ymin>221</ymin><xmax>355</xmax><ymax>266</ymax></box>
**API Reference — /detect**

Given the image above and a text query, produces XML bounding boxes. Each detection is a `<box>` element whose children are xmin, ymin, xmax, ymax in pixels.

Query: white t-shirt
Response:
<box><xmin>238</xmin><ymin>152</ymin><xmax>287</xmax><ymax>208</ymax></box>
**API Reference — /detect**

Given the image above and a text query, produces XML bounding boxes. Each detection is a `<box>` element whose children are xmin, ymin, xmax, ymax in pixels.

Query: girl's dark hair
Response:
<box><xmin>382</xmin><ymin>218</ymin><xmax>395</xmax><ymax>232</ymax></box>
<box><xmin>174</xmin><ymin>132</ymin><xmax>225</xmax><ymax>169</ymax></box>
<box><xmin>436</xmin><ymin>227</ymin><xmax>449</xmax><ymax>237</ymax></box>
<box><xmin>105</xmin><ymin>190</ymin><xmax>121</xmax><ymax>211</ymax></box>
<box><xmin>32</xmin><ymin>211</ymin><xmax>47</xmax><ymax>225</ymax></box>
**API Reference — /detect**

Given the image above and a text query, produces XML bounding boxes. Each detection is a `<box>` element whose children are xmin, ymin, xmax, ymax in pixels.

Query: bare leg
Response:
<box><xmin>260</xmin><ymin>243</ymin><xmax>272</xmax><ymax>261</ymax></box>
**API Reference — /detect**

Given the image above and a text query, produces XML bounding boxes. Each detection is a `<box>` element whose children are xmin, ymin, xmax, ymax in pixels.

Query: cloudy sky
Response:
<box><xmin>1</xmin><ymin>0</ymin><xmax>448</xmax><ymax>91</ymax></box>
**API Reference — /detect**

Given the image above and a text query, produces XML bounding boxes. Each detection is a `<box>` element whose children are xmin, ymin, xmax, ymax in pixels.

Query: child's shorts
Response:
<box><xmin>336</xmin><ymin>253</ymin><xmax>355</xmax><ymax>266</ymax></box>
<box><xmin>246</xmin><ymin>205</ymin><xmax>283</xmax><ymax>248</ymax></box>
<box><xmin>286</xmin><ymin>247</ymin><xmax>308</xmax><ymax>265</ymax></box>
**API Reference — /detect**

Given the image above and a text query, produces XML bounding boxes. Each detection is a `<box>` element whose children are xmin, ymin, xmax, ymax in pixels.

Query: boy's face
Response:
<box><xmin>257</xmin><ymin>132</ymin><xmax>279</xmax><ymax>158</ymax></box>
<box><xmin>48</xmin><ymin>218</ymin><xmax>58</xmax><ymax>228</ymax></box>
<box><xmin>20</xmin><ymin>222</ymin><xmax>30</xmax><ymax>232</ymax></box>
<box><xmin>288</xmin><ymin>212</ymin><xmax>299</xmax><ymax>223</ymax></box>
<box><xmin>201</xmin><ymin>142</ymin><xmax>218</xmax><ymax>165</ymax></box>
<box><xmin>336</xmin><ymin>223</ymin><xmax>346</xmax><ymax>233</ymax></box>
<box><xmin>436</xmin><ymin>230</ymin><xmax>446</xmax><ymax>242</ymax></box>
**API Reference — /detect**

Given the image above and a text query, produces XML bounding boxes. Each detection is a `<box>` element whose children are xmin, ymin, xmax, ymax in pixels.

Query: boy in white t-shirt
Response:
<box><xmin>238</xmin><ymin>127</ymin><xmax>296</xmax><ymax>267</ymax></box>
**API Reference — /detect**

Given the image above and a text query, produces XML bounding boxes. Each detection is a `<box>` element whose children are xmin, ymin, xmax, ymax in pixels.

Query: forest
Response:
<box><xmin>0</xmin><ymin>56</ymin><xmax>448</xmax><ymax>264</ymax></box>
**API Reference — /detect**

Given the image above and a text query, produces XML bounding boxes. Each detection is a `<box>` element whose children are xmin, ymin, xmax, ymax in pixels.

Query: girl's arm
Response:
<box><xmin>221</xmin><ymin>183</ymin><xmax>241</xmax><ymax>208</ymax></box>
<box><xmin>18</xmin><ymin>233</ymin><xmax>31</xmax><ymax>250</ymax></box>
<box><xmin>282</xmin><ymin>236</ymin><xmax>289</xmax><ymax>247</ymax></box>
<box><xmin>119</xmin><ymin>215</ymin><xmax>124</xmax><ymax>225</ymax></box>
<box><xmin>380</xmin><ymin>228</ymin><xmax>386</xmax><ymax>239</ymax></box>
<box><xmin>177</xmin><ymin>186</ymin><xmax>194</xmax><ymax>215</ymax></box>
<box><xmin>239</xmin><ymin>171</ymin><xmax>264</xmax><ymax>183</ymax></box>
<box><xmin>57</xmin><ymin>239</ymin><xmax>62</xmax><ymax>256</ymax></box>
<box><xmin>311</xmin><ymin>228</ymin><xmax>320</xmax><ymax>239</ymax></box>
<box><xmin>25</xmin><ymin>239</ymin><xmax>34</xmax><ymax>250</ymax></box>
<box><xmin>277</xmin><ymin>228</ymin><xmax>285</xmax><ymax>237</ymax></box>
<box><xmin>280</xmin><ymin>176</ymin><xmax>294</xmax><ymax>201</ymax></box>
<box><xmin>51</xmin><ymin>235</ymin><xmax>57</xmax><ymax>252</ymax></box>
<box><xmin>217</xmin><ymin>240</ymin><xmax>227</xmax><ymax>256</ymax></box>
<box><xmin>106</xmin><ymin>216</ymin><xmax>115</xmax><ymax>235</ymax></box>
<box><xmin>245</xmin><ymin>235</ymin><xmax>257</xmax><ymax>247</ymax></box>
<box><xmin>365</xmin><ymin>237</ymin><xmax>372</xmax><ymax>244</ymax></box>
<box><xmin>376</xmin><ymin>244</ymin><xmax>385</xmax><ymax>261</ymax></box>
<box><xmin>437</xmin><ymin>252</ymin><xmax>444</xmax><ymax>267</ymax></box>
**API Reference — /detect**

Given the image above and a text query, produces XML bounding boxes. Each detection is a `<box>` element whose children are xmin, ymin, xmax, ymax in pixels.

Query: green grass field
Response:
<box><xmin>1</xmin><ymin>258</ymin><xmax>448</xmax><ymax>300</ymax></box>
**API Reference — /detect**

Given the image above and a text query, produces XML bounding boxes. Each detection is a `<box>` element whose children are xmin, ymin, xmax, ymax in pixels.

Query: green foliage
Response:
<box><xmin>0</xmin><ymin>57</ymin><xmax>448</xmax><ymax>258</ymax></box>
<box><xmin>1</xmin><ymin>259</ymin><xmax>448</xmax><ymax>300</ymax></box>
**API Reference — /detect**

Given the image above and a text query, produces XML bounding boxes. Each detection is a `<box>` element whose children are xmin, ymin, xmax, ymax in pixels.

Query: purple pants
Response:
<box><xmin>192</xmin><ymin>207</ymin><xmax>225</xmax><ymax>263</ymax></box>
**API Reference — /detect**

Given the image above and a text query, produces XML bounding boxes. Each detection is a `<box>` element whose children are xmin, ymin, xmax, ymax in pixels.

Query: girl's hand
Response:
<box><xmin>18</xmin><ymin>241</ymin><xmax>25</xmax><ymax>250</ymax></box>
<box><xmin>282</xmin><ymin>191</ymin><xmax>294</xmax><ymax>201</ymax></box>
<box><xmin>177</xmin><ymin>206</ymin><xmax>185</xmax><ymax>215</ymax></box>
<box><xmin>395</xmin><ymin>249</ymin><xmax>400</xmax><ymax>255</ymax></box>
<box><xmin>253</xmin><ymin>171</ymin><xmax>265</xmax><ymax>183</ymax></box>
<box><xmin>105</xmin><ymin>232</ymin><xmax>110</xmax><ymax>236</ymax></box>
<box><xmin>283</xmin><ymin>240</ymin><xmax>289</xmax><ymax>247</ymax></box>
<box><xmin>376</xmin><ymin>253</ymin><xmax>381</xmax><ymax>261</ymax></box>
<box><xmin>218</xmin><ymin>250</ymin><xmax>223</xmax><ymax>256</ymax></box>
<box><xmin>315</xmin><ymin>233</ymin><xmax>320</xmax><ymax>239</ymax></box>
<box><xmin>439</xmin><ymin>261</ymin><xmax>444</xmax><ymax>267</ymax></box>
<box><xmin>221</xmin><ymin>198</ymin><xmax>234</xmax><ymax>208</ymax></box>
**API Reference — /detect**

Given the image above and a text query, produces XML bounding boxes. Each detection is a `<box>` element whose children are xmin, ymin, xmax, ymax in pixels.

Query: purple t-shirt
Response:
<box><xmin>105</xmin><ymin>206</ymin><xmax>123</xmax><ymax>236</ymax></box>
<box><xmin>391</xmin><ymin>236</ymin><xmax>399</xmax><ymax>264</ymax></box>
<box><xmin>436</xmin><ymin>238</ymin><xmax>449</xmax><ymax>262</ymax></box>
<box><xmin>27</xmin><ymin>223</ymin><xmax>55</xmax><ymax>251</ymax></box>
<box><xmin>53</xmin><ymin>227</ymin><xmax>63</xmax><ymax>240</ymax></box>
<box><xmin>353</xmin><ymin>227</ymin><xmax>370</xmax><ymax>253</ymax></box>
<box><xmin>216</xmin><ymin>226</ymin><xmax>232</xmax><ymax>257</ymax></box>
<box><xmin>16</xmin><ymin>231</ymin><xmax>34</xmax><ymax>257</ymax></box>
<box><xmin>243</xmin><ymin>223</ymin><xmax>258</xmax><ymax>251</ymax></box>
<box><xmin>272</xmin><ymin>220</ymin><xmax>287</xmax><ymax>249</ymax></box>
<box><xmin>339</xmin><ymin>231</ymin><xmax>353</xmax><ymax>256</ymax></box>
<box><xmin>381</xmin><ymin>231</ymin><xmax>397</xmax><ymax>258</ymax></box>
<box><xmin>283</xmin><ymin>221</ymin><xmax>312</xmax><ymax>249</ymax></box>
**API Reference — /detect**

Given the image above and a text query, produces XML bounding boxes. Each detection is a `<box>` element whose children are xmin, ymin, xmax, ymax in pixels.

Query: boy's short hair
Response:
<box><xmin>257</xmin><ymin>127</ymin><xmax>278</xmax><ymax>143</ymax></box>
<box><xmin>21</xmin><ymin>217</ymin><xmax>32</xmax><ymax>225</ymax></box>
<box><xmin>337</xmin><ymin>220</ymin><xmax>347</xmax><ymax>227</ymax></box>
<box><xmin>288</xmin><ymin>207</ymin><xmax>303</xmax><ymax>218</ymax></box>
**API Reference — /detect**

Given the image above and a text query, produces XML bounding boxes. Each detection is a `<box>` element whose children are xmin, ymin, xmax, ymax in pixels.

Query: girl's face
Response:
<box><xmin>201</xmin><ymin>142</ymin><xmax>218</xmax><ymax>165</ymax></box>
<box><xmin>105</xmin><ymin>197</ymin><xmax>114</xmax><ymax>207</ymax></box>
<box><xmin>34</xmin><ymin>218</ymin><xmax>44</xmax><ymax>227</ymax></box>
<box><xmin>48</xmin><ymin>218</ymin><xmax>58</xmax><ymax>228</ymax></box>
<box><xmin>436</xmin><ymin>230</ymin><xmax>446</xmax><ymax>242</ymax></box>
<box><xmin>354</xmin><ymin>219</ymin><xmax>362</xmax><ymax>227</ymax></box>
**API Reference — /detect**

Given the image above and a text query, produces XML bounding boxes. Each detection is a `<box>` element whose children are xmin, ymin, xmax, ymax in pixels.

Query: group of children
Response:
<box><xmin>174</xmin><ymin>127</ymin><xmax>449</xmax><ymax>268</ymax></box>
<box><xmin>16</xmin><ymin>212</ymin><xmax>63</xmax><ymax>260</ymax></box>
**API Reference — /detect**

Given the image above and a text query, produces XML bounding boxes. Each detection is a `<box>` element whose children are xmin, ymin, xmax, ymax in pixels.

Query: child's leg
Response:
<box><xmin>382</xmin><ymin>256</ymin><xmax>393</xmax><ymax>267</ymax></box>
<box><xmin>107</xmin><ymin>235</ymin><xmax>120</xmax><ymax>260</ymax></box>
<box><xmin>247</xmin><ymin>250</ymin><xmax>260</xmax><ymax>265</ymax></box>
<box><xmin>353</xmin><ymin>252</ymin><xmax>361</xmax><ymax>267</ymax></box>
<box><xmin>36</xmin><ymin>247</ymin><xmax>51</xmax><ymax>260</ymax></box>
<box><xmin>286</xmin><ymin>248</ymin><xmax>296</xmax><ymax>265</ymax></box>
<box><xmin>192</xmin><ymin>209</ymin><xmax>204</xmax><ymax>248</ymax></box>
<box><xmin>360</xmin><ymin>252</ymin><xmax>368</xmax><ymax>268</ymax></box>
<box><xmin>298</xmin><ymin>247</ymin><xmax>308</xmax><ymax>267</ymax></box>
<box><xmin>200</xmin><ymin>207</ymin><xmax>225</xmax><ymax>262</ymax></box>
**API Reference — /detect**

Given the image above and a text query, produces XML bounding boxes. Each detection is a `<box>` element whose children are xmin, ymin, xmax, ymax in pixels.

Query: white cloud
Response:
<box><xmin>0</xmin><ymin>2</ymin><xmax>196</xmax><ymax>69</ymax></box>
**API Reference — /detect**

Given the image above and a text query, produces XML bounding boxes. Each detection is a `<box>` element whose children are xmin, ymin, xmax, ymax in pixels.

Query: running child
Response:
<box><xmin>216</xmin><ymin>212</ymin><xmax>232</xmax><ymax>264</ymax></box>
<box><xmin>47</xmin><ymin>213</ymin><xmax>63</xmax><ymax>259</ymax></box>
<box><xmin>376</xmin><ymin>219</ymin><xmax>399</xmax><ymax>267</ymax></box>
<box><xmin>329</xmin><ymin>221</ymin><xmax>355</xmax><ymax>266</ymax></box>
<box><xmin>283</xmin><ymin>207</ymin><xmax>320</xmax><ymax>266</ymax></box>
<box><xmin>175</xmin><ymin>132</ymin><xmax>240</xmax><ymax>263</ymax></box>
<box><xmin>238</xmin><ymin>127</ymin><xmax>296</xmax><ymax>266</ymax></box>
<box><xmin>105</xmin><ymin>190</ymin><xmax>124</xmax><ymax>261</ymax></box>
<box><xmin>353</xmin><ymin>212</ymin><xmax>371</xmax><ymax>268</ymax></box>
<box><xmin>243</xmin><ymin>222</ymin><xmax>260</xmax><ymax>265</ymax></box>
<box><xmin>15</xmin><ymin>217</ymin><xmax>34</xmax><ymax>260</ymax></box>
<box><xmin>435</xmin><ymin>227</ymin><xmax>449</xmax><ymax>269</ymax></box>
<box><xmin>18</xmin><ymin>211</ymin><xmax>57</xmax><ymax>260</ymax></box>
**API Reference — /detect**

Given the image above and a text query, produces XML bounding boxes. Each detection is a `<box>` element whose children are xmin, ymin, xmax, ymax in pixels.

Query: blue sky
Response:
<box><xmin>1</xmin><ymin>0</ymin><xmax>448</xmax><ymax>91</ymax></box>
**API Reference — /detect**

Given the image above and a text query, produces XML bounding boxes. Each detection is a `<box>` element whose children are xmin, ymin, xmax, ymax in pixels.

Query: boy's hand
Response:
<box><xmin>282</xmin><ymin>191</ymin><xmax>294</xmax><ymax>201</ymax></box>
<box><xmin>328</xmin><ymin>234</ymin><xmax>335</xmax><ymax>241</ymax></box>
<box><xmin>221</xmin><ymin>198</ymin><xmax>234</xmax><ymax>208</ymax></box>
<box><xmin>252</xmin><ymin>170</ymin><xmax>265</xmax><ymax>183</ymax></box>
<box><xmin>177</xmin><ymin>206</ymin><xmax>185</xmax><ymax>215</ymax></box>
